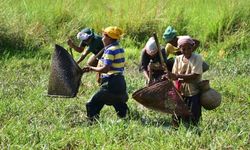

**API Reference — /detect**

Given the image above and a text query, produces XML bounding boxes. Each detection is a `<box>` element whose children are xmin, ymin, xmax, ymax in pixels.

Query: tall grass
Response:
<box><xmin>0</xmin><ymin>0</ymin><xmax>250</xmax><ymax>149</ymax></box>
<box><xmin>1</xmin><ymin>0</ymin><xmax>249</xmax><ymax>50</ymax></box>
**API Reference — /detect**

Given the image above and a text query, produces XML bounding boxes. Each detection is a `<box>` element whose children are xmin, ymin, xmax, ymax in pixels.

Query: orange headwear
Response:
<box><xmin>103</xmin><ymin>26</ymin><xmax>124</xmax><ymax>40</ymax></box>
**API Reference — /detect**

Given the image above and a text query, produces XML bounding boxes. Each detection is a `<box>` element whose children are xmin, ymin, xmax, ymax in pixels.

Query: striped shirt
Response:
<box><xmin>99</xmin><ymin>41</ymin><xmax>125</xmax><ymax>78</ymax></box>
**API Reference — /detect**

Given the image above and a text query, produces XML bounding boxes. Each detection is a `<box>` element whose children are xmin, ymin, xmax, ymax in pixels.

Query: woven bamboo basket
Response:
<box><xmin>47</xmin><ymin>44</ymin><xmax>83</xmax><ymax>98</ymax></box>
<box><xmin>132</xmin><ymin>80</ymin><xmax>190</xmax><ymax>116</ymax></box>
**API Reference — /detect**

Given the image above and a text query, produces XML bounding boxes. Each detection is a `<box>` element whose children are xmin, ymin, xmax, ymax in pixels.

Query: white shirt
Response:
<box><xmin>172</xmin><ymin>53</ymin><xmax>203</xmax><ymax>96</ymax></box>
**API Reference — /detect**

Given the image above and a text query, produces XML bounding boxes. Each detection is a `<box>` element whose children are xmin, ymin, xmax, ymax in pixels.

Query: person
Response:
<box><xmin>162</xmin><ymin>26</ymin><xmax>200</xmax><ymax>57</ymax></box>
<box><xmin>140</xmin><ymin>37</ymin><xmax>172</xmax><ymax>85</ymax></box>
<box><xmin>82</xmin><ymin>26</ymin><xmax>129</xmax><ymax>121</ymax></box>
<box><xmin>167</xmin><ymin>36</ymin><xmax>203</xmax><ymax>127</ymax></box>
<box><xmin>67</xmin><ymin>28</ymin><xmax>104</xmax><ymax>66</ymax></box>
<box><xmin>163</xmin><ymin>25</ymin><xmax>209</xmax><ymax>73</ymax></box>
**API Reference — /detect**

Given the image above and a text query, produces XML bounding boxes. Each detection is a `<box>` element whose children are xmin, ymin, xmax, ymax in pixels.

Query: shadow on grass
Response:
<box><xmin>0</xmin><ymin>46</ymin><xmax>51</xmax><ymax>61</ymax></box>
<box><xmin>128</xmin><ymin>108</ymin><xmax>172</xmax><ymax>128</ymax></box>
<box><xmin>63</xmin><ymin>104</ymin><xmax>172</xmax><ymax>128</ymax></box>
<box><xmin>0</xmin><ymin>34</ymin><xmax>50</xmax><ymax>60</ymax></box>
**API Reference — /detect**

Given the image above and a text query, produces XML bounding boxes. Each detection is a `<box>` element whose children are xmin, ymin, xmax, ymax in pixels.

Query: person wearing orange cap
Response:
<box><xmin>140</xmin><ymin>37</ymin><xmax>172</xmax><ymax>85</ymax></box>
<box><xmin>167</xmin><ymin>36</ymin><xmax>203</xmax><ymax>127</ymax></box>
<box><xmin>67</xmin><ymin>28</ymin><xmax>104</xmax><ymax>66</ymax></box>
<box><xmin>82</xmin><ymin>26</ymin><xmax>129</xmax><ymax>121</ymax></box>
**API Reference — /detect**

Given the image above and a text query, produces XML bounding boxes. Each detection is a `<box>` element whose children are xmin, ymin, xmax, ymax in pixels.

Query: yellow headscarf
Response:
<box><xmin>103</xmin><ymin>26</ymin><xmax>124</xmax><ymax>40</ymax></box>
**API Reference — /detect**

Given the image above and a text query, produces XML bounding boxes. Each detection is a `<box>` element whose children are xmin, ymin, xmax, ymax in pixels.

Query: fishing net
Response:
<box><xmin>132</xmin><ymin>80</ymin><xmax>190</xmax><ymax>116</ymax></box>
<box><xmin>47</xmin><ymin>44</ymin><xmax>83</xmax><ymax>98</ymax></box>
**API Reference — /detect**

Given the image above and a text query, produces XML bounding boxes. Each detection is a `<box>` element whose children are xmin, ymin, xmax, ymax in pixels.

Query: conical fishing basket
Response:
<box><xmin>132</xmin><ymin>80</ymin><xmax>190</xmax><ymax>116</ymax></box>
<box><xmin>47</xmin><ymin>44</ymin><xmax>83</xmax><ymax>98</ymax></box>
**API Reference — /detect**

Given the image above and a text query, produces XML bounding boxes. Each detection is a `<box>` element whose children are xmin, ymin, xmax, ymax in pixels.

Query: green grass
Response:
<box><xmin>0</xmin><ymin>0</ymin><xmax>250</xmax><ymax>149</ymax></box>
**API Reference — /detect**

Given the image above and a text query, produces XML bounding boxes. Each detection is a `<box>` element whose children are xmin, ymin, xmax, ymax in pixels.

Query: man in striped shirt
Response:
<box><xmin>83</xmin><ymin>26</ymin><xmax>129</xmax><ymax>121</ymax></box>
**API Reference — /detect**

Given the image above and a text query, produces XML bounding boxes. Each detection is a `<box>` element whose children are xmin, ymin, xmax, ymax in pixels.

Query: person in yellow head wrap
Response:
<box><xmin>82</xmin><ymin>26</ymin><xmax>129</xmax><ymax>122</ymax></box>
<box><xmin>162</xmin><ymin>26</ymin><xmax>200</xmax><ymax>57</ymax></box>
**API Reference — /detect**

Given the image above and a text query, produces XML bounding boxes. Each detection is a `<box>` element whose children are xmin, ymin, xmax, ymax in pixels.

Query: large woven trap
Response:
<box><xmin>47</xmin><ymin>44</ymin><xmax>83</xmax><ymax>98</ymax></box>
<box><xmin>132</xmin><ymin>80</ymin><xmax>190</xmax><ymax>116</ymax></box>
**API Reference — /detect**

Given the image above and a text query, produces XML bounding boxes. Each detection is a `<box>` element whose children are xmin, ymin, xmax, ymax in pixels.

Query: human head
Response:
<box><xmin>145</xmin><ymin>37</ymin><xmax>158</xmax><ymax>56</ymax></box>
<box><xmin>162</xmin><ymin>26</ymin><xmax>177</xmax><ymax>42</ymax></box>
<box><xmin>102</xmin><ymin>26</ymin><xmax>124</xmax><ymax>46</ymax></box>
<box><xmin>177</xmin><ymin>37</ymin><xmax>195</xmax><ymax>58</ymax></box>
<box><xmin>76</xmin><ymin>28</ymin><xmax>94</xmax><ymax>42</ymax></box>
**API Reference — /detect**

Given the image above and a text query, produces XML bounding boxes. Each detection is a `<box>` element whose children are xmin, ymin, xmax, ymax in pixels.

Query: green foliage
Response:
<box><xmin>0</xmin><ymin>0</ymin><xmax>250</xmax><ymax>149</ymax></box>
<box><xmin>1</xmin><ymin>0</ymin><xmax>249</xmax><ymax>53</ymax></box>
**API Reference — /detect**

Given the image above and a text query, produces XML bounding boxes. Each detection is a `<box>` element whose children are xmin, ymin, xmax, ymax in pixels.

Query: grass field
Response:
<box><xmin>0</xmin><ymin>0</ymin><xmax>250</xmax><ymax>149</ymax></box>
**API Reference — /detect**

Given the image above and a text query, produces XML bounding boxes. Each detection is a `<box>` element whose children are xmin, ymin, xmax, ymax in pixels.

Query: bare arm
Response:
<box><xmin>67</xmin><ymin>39</ymin><xmax>85</xmax><ymax>53</ymax></box>
<box><xmin>89</xmin><ymin>64</ymin><xmax>111</xmax><ymax>73</ymax></box>
<box><xmin>142</xmin><ymin>69</ymin><xmax>150</xmax><ymax>82</ymax></box>
<box><xmin>140</xmin><ymin>49</ymin><xmax>151</xmax><ymax>82</ymax></box>
<box><xmin>76</xmin><ymin>50</ymin><xmax>91</xmax><ymax>64</ymax></box>
<box><xmin>169</xmin><ymin>72</ymin><xmax>200</xmax><ymax>83</ymax></box>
